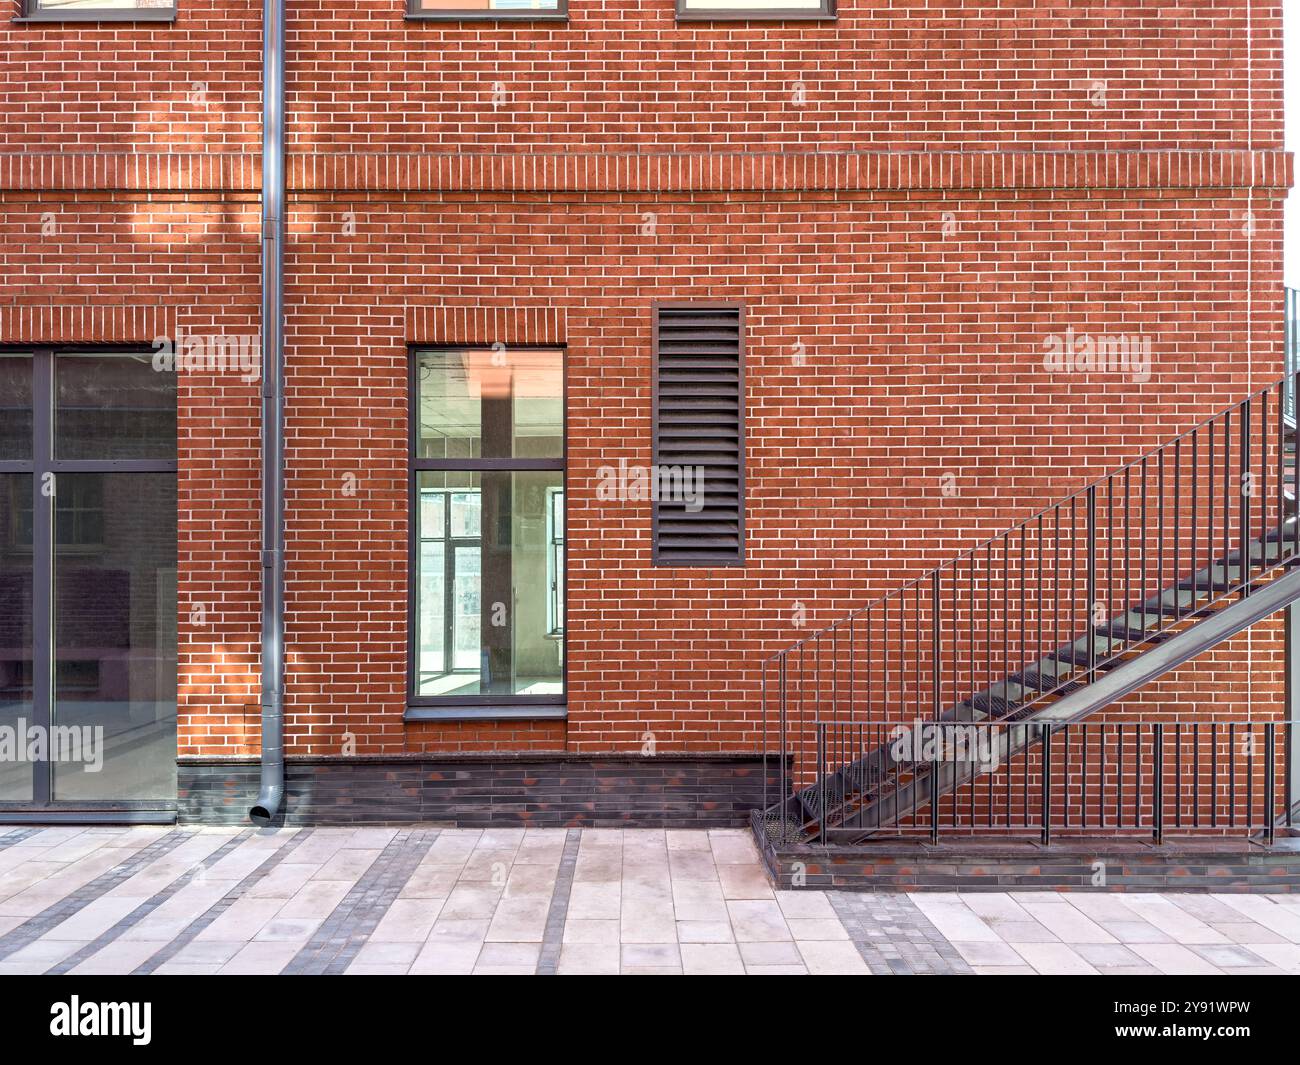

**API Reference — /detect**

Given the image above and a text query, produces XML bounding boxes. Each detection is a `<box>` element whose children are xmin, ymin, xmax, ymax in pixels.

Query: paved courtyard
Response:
<box><xmin>1</xmin><ymin>825</ymin><xmax>1299</xmax><ymax>975</ymax></box>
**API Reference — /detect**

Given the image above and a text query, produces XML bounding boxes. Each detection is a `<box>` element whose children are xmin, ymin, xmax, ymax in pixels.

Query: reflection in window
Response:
<box><xmin>413</xmin><ymin>348</ymin><xmax>564</xmax><ymax>703</ymax></box>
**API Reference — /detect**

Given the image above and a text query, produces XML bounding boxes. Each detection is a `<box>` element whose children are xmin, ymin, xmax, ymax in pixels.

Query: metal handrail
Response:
<box><xmin>763</xmin><ymin>369</ymin><xmax>1300</xmax><ymax>836</ymax></box>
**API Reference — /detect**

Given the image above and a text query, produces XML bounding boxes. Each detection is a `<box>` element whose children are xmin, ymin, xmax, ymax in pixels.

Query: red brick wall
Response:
<box><xmin>0</xmin><ymin>1</ymin><xmax>1289</xmax><ymax>768</ymax></box>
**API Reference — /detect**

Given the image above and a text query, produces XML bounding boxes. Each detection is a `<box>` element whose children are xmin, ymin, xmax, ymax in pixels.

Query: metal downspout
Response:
<box><xmin>250</xmin><ymin>0</ymin><xmax>286</xmax><ymax>825</ymax></box>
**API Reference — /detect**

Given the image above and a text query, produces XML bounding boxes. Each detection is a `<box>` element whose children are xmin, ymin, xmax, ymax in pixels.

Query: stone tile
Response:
<box><xmin>1191</xmin><ymin>943</ymin><xmax>1273</xmax><ymax>968</ymax></box>
<box><xmin>621</xmin><ymin>943</ymin><xmax>681</xmax><ymax>968</ymax></box>
<box><xmin>486</xmin><ymin>896</ymin><xmax>551</xmax><ymax>942</ymax></box>
<box><xmin>1118</xmin><ymin>896</ymin><xmax>1230</xmax><ymax>944</ymax></box>
<box><xmin>253</xmin><ymin>917</ymin><xmax>323</xmax><ymax>942</ymax></box>
<box><xmin>951</xmin><ymin>940</ymin><xmax>1027</xmax><ymax>967</ymax></box>
<box><xmin>738</xmin><ymin>940</ymin><xmax>804</xmax><ymax>967</ymax></box>
<box><xmin>563</xmin><ymin>919</ymin><xmax>621</xmax><ymax>945</ymax></box>
<box><xmin>681</xmin><ymin>942</ymin><xmax>745</xmax><ymax>974</ymax></box>
<box><xmin>557</xmin><ymin>943</ymin><xmax>620</xmax><ymax>975</ymax></box>
<box><xmin>986</xmin><ymin>920</ymin><xmax>1060</xmax><ymax>943</ymax></box>
<box><xmin>672</xmin><ymin>880</ymin><xmax>728</xmax><ymax>922</ymax></box>
<box><xmin>774</xmin><ymin>891</ymin><xmax>836</xmax><ymax>920</ymax></box>
<box><xmin>745</xmin><ymin>964</ymin><xmax>809</xmax><ymax>975</ymax></box>
<box><xmin>567</xmin><ymin>882</ymin><xmax>621</xmax><ymax>920</ymax></box>
<box><xmin>795</xmin><ymin>939</ymin><xmax>870</xmax><ymax>974</ymax></box>
<box><xmin>219</xmin><ymin>942</ymin><xmax>301</xmax><ymax>975</ymax></box>
<box><xmin>972</xmin><ymin>965</ymin><xmax>1037</xmax><ymax>975</ymax></box>
<box><xmin>707</xmin><ymin>830</ymin><xmax>758</xmax><ymax>865</ymax></box>
<box><xmin>1249</xmin><ymin>942</ymin><xmax>1300</xmax><ymax>972</ymax></box>
<box><xmin>1010</xmin><ymin>942</ymin><xmax>1099</xmax><ymax>975</ymax></box>
<box><xmin>621</xmin><ymin>896</ymin><xmax>677</xmax><ymax>944</ymax></box>
<box><xmin>475</xmin><ymin>942</ymin><xmax>541</xmax><ymax>972</ymax></box>
<box><xmin>717</xmin><ymin>862</ymin><xmax>774</xmax><ymax>901</ymax></box>
<box><xmin>68</xmin><ymin>939</ymin><xmax>168</xmax><ymax>976</ymax></box>
<box><xmin>1017</xmin><ymin>901</ymin><xmax>1117</xmax><ymax>944</ymax></box>
<box><xmin>371</xmin><ymin>898</ymin><xmax>443</xmax><ymax>943</ymax></box>
<box><xmin>1073</xmin><ymin>943</ymin><xmax>1147</xmax><ymax>968</ymax></box>
<box><xmin>348</xmin><ymin>940</ymin><xmax>421</xmax><ymax>966</ymax></box>
<box><xmin>909</xmin><ymin>896</ymin><xmax>1000</xmax><ymax>942</ymax></box>
<box><xmin>676</xmin><ymin>920</ymin><xmax>735</xmax><ymax>943</ymax></box>
<box><xmin>728</xmin><ymin>900</ymin><xmax>792</xmax><ymax>942</ymax></box>
<box><xmin>1130</xmin><ymin>943</ymin><xmax>1223</xmax><ymax>975</ymax></box>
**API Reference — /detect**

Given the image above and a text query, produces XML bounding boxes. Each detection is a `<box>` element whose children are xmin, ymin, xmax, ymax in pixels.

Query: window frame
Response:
<box><xmin>675</xmin><ymin>0</ymin><xmax>836</xmax><ymax>21</ymax></box>
<box><xmin>406</xmin><ymin>345</ymin><xmax>567</xmax><ymax>722</ymax></box>
<box><xmin>405</xmin><ymin>0</ymin><xmax>568</xmax><ymax>22</ymax></box>
<box><xmin>16</xmin><ymin>0</ymin><xmax>177</xmax><ymax>22</ymax></box>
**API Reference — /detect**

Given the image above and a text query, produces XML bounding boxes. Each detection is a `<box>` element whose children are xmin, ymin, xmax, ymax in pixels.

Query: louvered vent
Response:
<box><xmin>652</xmin><ymin>303</ymin><xmax>745</xmax><ymax>565</ymax></box>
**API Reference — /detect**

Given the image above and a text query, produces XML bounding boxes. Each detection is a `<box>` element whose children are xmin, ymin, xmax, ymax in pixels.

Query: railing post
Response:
<box><xmin>1086</xmin><ymin>484</ymin><xmax>1098</xmax><ymax>683</ymax></box>
<box><xmin>931</xmin><ymin>570</ymin><xmax>941</xmax><ymax>722</ymax></box>
<box><xmin>816</xmin><ymin>723</ymin><xmax>827</xmax><ymax>844</ymax></box>
<box><xmin>761</xmin><ymin>658</ymin><xmax>769</xmax><ymax>816</ymax></box>
<box><xmin>1040</xmin><ymin>723</ymin><xmax>1052</xmax><ymax>846</ymax></box>
<box><xmin>1153</xmin><ymin>723</ymin><xmax>1164</xmax><ymax>844</ymax></box>
<box><xmin>1240</xmin><ymin>397</ymin><xmax>1251</xmax><ymax>598</ymax></box>
<box><xmin>930</xmin><ymin>733</ymin><xmax>940</xmax><ymax>845</ymax></box>
<box><xmin>1266</xmin><ymin>722</ymin><xmax>1276</xmax><ymax>847</ymax></box>
<box><xmin>778</xmin><ymin>653</ymin><xmax>788</xmax><ymax>826</ymax></box>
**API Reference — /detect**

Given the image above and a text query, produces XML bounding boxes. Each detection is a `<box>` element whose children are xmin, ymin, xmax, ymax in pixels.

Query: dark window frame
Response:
<box><xmin>15</xmin><ymin>0</ymin><xmax>177</xmax><ymax>22</ymax></box>
<box><xmin>675</xmin><ymin>0</ymin><xmax>835</xmax><ymax>21</ymax></box>
<box><xmin>405</xmin><ymin>0</ymin><xmax>568</xmax><ymax>22</ymax></box>
<box><xmin>0</xmin><ymin>346</ymin><xmax>178</xmax><ymax>819</ymax></box>
<box><xmin>650</xmin><ymin>302</ymin><xmax>746</xmax><ymax>568</ymax></box>
<box><xmin>406</xmin><ymin>344</ymin><xmax>567</xmax><ymax>722</ymax></box>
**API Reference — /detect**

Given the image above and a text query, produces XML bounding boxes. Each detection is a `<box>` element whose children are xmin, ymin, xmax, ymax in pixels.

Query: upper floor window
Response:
<box><xmin>21</xmin><ymin>0</ymin><xmax>176</xmax><ymax>19</ymax></box>
<box><xmin>409</xmin><ymin>0</ymin><xmax>566</xmax><ymax>19</ymax></box>
<box><xmin>677</xmin><ymin>0</ymin><xmax>834</xmax><ymax>17</ymax></box>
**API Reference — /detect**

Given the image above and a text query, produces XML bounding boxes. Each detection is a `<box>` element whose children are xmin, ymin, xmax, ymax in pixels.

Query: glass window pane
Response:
<box><xmin>52</xmin><ymin>472</ymin><xmax>176</xmax><ymax>801</ymax></box>
<box><xmin>0</xmin><ymin>357</ymin><xmax>33</xmax><ymax>462</ymax></box>
<box><xmin>417</xmin><ymin>0</ymin><xmax>561</xmax><ymax>12</ymax></box>
<box><xmin>682</xmin><ymin>0</ymin><xmax>823</xmax><ymax>9</ymax></box>
<box><xmin>415</xmin><ymin>470</ymin><xmax>563</xmax><ymax>698</ymax></box>
<box><xmin>0</xmin><ymin>474</ymin><xmax>33</xmax><ymax>800</ymax></box>
<box><xmin>56</xmin><ymin>354</ymin><xmax>177</xmax><ymax>461</ymax></box>
<box><xmin>416</xmin><ymin>348</ymin><xmax>562</xmax><ymax>460</ymax></box>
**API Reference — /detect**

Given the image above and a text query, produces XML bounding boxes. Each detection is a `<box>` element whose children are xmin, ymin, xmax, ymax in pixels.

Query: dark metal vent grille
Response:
<box><xmin>652</xmin><ymin>303</ymin><xmax>744</xmax><ymax>565</ymax></box>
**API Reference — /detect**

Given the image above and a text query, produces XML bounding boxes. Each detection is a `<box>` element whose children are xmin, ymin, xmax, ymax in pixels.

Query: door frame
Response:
<box><xmin>0</xmin><ymin>346</ymin><xmax>178</xmax><ymax>823</ymax></box>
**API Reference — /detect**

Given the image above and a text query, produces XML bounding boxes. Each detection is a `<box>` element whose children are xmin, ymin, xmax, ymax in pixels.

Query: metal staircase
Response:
<box><xmin>761</xmin><ymin>373</ymin><xmax>1300</xmax><ymax>845</ymax></box>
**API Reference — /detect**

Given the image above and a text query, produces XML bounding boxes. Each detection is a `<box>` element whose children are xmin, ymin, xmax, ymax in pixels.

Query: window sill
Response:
<box><xmin>676</xmin><ymin>12</ymin><xmax>837</xmax><ymax>21</ymax></box>
<box><xmin>404</xmin><ymin>13</ymin><xmax>568</xmax><ymax>22</ymax></box>
<box><xmin>405</xmin><ymin>704</ymin><xmax>567</xmax><ymax>723</ymax></box>
<box><xmin>13</xmin><ymin>9</ymin><xmax>176</xmax><ymax>21</ymax></box>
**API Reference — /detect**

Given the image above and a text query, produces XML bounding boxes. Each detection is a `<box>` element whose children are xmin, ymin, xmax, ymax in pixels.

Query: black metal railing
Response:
<box><xmin>763</xmin><ymin>372</ymin><xmax>1300</xmax><ymax>840</ymax></box>
<box><xmin>805</xmin><ymin>718</ymin><xmax>1293</xmax><ymax>845</ymax></box>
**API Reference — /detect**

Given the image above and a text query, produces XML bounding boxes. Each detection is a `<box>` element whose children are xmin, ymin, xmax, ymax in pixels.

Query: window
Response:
<box><xmin>652</xmin><ymin>304</ymin><xmax>745</xmax><ymax>566</ymax></box>
<box><xmin>408</xmin><ymin>0</ymin><xmax>566</xmax><ymax>19</ymax></box>
<box><xmin>410</xmin><ymin>347</ymin><xmax>565</xmax><ymax>713</ymax></box>
<box><xmin>20</xmin><ymin>0</ymin><xmax>176</xmax><ymax>21</ymax></box>
<box><xmin>677</xmin><ymin>0</ymin><xmax>834</xmax><ymax>17</ymax></box>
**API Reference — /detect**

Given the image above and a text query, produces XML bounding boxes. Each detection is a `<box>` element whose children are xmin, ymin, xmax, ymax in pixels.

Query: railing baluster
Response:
<box><xmin>1041</xmin><ymin>724</ymin><xmax>1052</xmax><ymax>846</ymax></box>
<box><xmin>1087</xmin><ymin>485</ymin><xmax>1098</xmax><ymax>682</ymax></box>
<box><xmin>1240</xmin><ymin>397</ymin><xmax>1251</xmax><ymax>598</ymax></box>
<box><xmin>1265</xmin><ymin>722</ymin><xmax>1276</xmax><ymax>846</ymax></box>
<box><xmin>1153</xmin><ymin>723</ymin><xmax>1164</xmax><ymax>844</ymax></box>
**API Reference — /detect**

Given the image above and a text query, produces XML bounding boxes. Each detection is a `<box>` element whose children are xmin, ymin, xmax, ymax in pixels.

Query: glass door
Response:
<box><xmin>0</xmin><ymin>350</ymin><xmax>177</xmax><ymax>818</ymax></box>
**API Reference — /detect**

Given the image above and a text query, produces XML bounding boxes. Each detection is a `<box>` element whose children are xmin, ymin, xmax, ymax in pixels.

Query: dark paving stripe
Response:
<box><xmin>133</xmin><ymin>828</ymin><xmax>314</xmax><ymax>975</ymax></box>
<box><xmin>536</xmin><ymin>828</ymin><xmax>582</xmax><ymax>976</ymax></box>
<box><xmin>283</xmin><ymin>827</ymin><xmax>439</xmax><ymax>976</ymax></box>
<box><xmin>47</xmin><ymin>830</ymin><xmax>254</xmax><ymax>975</ymax></box>
<box><xmin>0</xmin><ymin>829</ymin><xmax>194</xmax><ymax>962</ymax></box>
<box><xmin>0</xmin><ymin>828</ymin><xmax>41</xmax><ymax>848</ymax></box>
<box><xmin>826</xmin><ymin>892</ymin><xmax>974</xmax><ymax>975</ymax></box>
